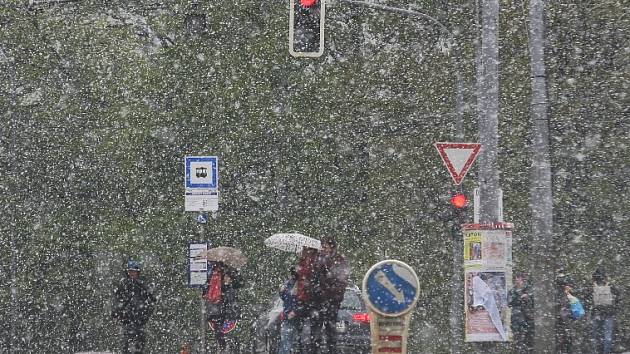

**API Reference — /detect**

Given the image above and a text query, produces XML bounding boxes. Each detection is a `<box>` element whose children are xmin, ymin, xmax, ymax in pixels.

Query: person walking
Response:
<box><xmin>295</xmin><ymin>246</ymin><xmax>318</xmax><ymax>351</ymax></box>
<box><xmin>586</xmin><ymin>268</ymin><xmax>619</xmax><ymax>354</ymax></box>
<box><xmin>278</xmin><ymin>267</ymin><xmax>302</xmax><ymax>354</ymax></box>
<box><xmin>310</xmin><ymin>236</ymin><xmax>349</xmax><ymax>354</ymax></box>
<box><xmin>508</xmin><ymin>272</ymin><xmax>534</xmax><ymax>354</ymax></box>
<box><xmin>112</xmin><ymin>260</ymin><xmax>156</xmax><ymax>354</ymax></box>
<box><xmin>296</xmin><ymin>246</ymin><xmax>318</xmax><ymax>309</ymax></box>
<box><xmin>556</xmin><ymin>272</ymin><xmax>576</xmax><ymax>353</ymax></box>
<box><xmin>204</xmin><ymin>261</ymin><xmax>242</xmax><ymax>353</ymax></box>
<box><xmin>556</xmin><ymin>271</ymin><xmax>589</xmax><ymax>353</ymax></box>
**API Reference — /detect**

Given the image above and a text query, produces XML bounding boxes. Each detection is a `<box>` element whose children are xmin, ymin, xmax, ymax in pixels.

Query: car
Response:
<box><xmin>250</xmin><ymin>285</ymin><xmax>371</xmax><ymax>354</ymax></box>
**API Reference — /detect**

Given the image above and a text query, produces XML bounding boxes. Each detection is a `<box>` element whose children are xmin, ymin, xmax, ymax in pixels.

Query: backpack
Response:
<box><xmin>207</xmin><ymin>270</ymin><xmax>223</xmax><ymax>304</ymax></box>
<box><xmin>593</xmin><ymin>285</ymin><xmax>613</xmax><ymax>306</ymax></box>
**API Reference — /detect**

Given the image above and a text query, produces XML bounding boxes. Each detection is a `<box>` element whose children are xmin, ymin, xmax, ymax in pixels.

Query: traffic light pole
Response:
<box><xmin>332</xmin><ymin>0</ymin><xmax>466</xmax><ymax>146</ymax></box>
<box><xmin>330</xmin><ymin>2</ymin><xmax>466</xmax><ymax>352</ymax></box>
<box><xmin>449</xmin><ymin>193</ymin><xmax>465</xmax><ymax>354</ymax></box>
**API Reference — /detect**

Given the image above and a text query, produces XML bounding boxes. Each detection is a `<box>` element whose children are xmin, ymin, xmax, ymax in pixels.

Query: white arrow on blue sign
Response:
<box><xmin>362</xmin><ymin>260</ymin><xmax>420</xmax><ymax>317</ymax></box>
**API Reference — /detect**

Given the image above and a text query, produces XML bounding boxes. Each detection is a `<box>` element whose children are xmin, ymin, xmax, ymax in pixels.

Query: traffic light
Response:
<box><xmin>444</xmin><ymin>192</ymin><xmax>468</xmax><ymax>239</ymax></box>
<box><xmin>450</xmin><ymin>193</ymin><xmax>468</xmax><ymax>209</ymax></box>
<box><xmin>289</xmin><ymin>0</ymin><xmax>325</xmax><ymax>57</ymax></box>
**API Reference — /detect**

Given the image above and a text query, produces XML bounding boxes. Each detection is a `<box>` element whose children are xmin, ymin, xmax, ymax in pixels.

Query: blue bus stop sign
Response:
<box><xmin>362</xmin><ymin>260</ymin><xmax>420</xmax><ymax>317</ymax></box>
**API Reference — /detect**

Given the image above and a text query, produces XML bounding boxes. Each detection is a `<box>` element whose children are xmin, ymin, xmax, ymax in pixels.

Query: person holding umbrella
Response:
<box><xmin>264</xmin><ymin>233</ymin><xmax>321</xmax><ymax>352</ymax></box>
<box><xmin>203</xmin><ymin>260</ymin><xmax>243</xmax><ymax>352</ymax></box>
<box><xmin>296</xmin><ymin>246</ymin><xmax>319</xmax><ymax>310</ymax></box>
<box><xmin>310</xmin><ymin>236</ymin><xmax>349</xmax><ymax>354</ymax></box>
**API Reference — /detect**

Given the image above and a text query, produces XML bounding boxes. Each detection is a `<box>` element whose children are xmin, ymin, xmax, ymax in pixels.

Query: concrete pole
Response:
<box><xmin>476</xmin><ymin>0</ymin><xmax>501</xmax><ymax>224</ymax></box>
<box><xmin>528</xmin><ymin>0</ymin><xmax>555</xmax><ymax>352</ymax></box>
<box><xmin>474</xmin><ymin>0</ymin><xmax>501</xmax><ymax>352</ymax></box>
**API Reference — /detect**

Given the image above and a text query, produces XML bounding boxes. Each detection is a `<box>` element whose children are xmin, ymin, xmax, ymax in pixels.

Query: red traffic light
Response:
<box><xmin>300</xmin><ymin>0</ymin><xmax>317</xmax><ymax>7</ymax></box>
<box><xmin>450</xmin><ymin>193</ymin><xmax>467</xmax><ymax>208</ymax></box>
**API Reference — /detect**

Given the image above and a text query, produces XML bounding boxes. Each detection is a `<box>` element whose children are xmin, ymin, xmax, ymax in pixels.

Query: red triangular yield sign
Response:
<box><xmin>434</xmin><ymin>142</ymin><xmax>482</xmax><ymax>185</ymax></box>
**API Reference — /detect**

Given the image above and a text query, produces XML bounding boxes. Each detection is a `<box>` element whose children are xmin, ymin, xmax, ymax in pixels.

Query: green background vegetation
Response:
<box><xmin>0</xmin><ymin>0</ymin><xmax>627</xmax><ymax>352</ymax></box>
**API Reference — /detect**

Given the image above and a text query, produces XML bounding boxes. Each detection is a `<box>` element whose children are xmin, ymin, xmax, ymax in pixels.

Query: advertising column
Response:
<box><xmin>462</xmin><ymin>223</ymin><xmax>513</xmax><ymax>342</ymax></box>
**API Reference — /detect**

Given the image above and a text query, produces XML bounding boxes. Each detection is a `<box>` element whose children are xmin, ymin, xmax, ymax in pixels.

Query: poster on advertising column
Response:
<box><xmin>463</xmin><ymin>223</ymin><xmax>513</xmax><ymax>342</ymax></box>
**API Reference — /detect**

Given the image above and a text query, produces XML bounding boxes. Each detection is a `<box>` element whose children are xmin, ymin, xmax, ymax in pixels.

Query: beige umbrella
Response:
<box><xmin>195</xmin><ymin>246</ymin><xmax>247</xmax><ymax>268</ymax></box>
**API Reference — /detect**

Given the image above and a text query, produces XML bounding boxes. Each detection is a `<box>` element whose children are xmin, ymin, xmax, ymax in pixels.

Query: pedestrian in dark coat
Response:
<box><xmin>508</xmin><ymin>272</ymin><xmax>534</xmax><ymax>354</ymax></box>
<box><xmin>309</xmin><ymin>236</ymin><xmax>349</xmax><ymax>354</ymax></box>
<box><xmin>112</xmin><ymin>260</ymin><xmax>156</xmax><ymax>354</ymax></box>
<box><xmin>556</xmin><ymin>271</ymin><xmax>589</xmax><ymax>353</ymax></box>
<box><xmin>203</xmin><ymin>262</ymin><xmax>243</xmax><ymax>352</ymax></box>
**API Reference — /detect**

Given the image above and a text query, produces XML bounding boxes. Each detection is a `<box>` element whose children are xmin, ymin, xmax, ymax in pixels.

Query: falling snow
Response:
<box><xmin>0</xmin><ymin>0</ymin><xmax>628</xmax><ymax>353</ymax></box>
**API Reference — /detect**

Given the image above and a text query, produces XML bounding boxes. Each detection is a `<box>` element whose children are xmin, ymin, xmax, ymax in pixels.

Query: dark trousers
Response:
<box><xmin>512</xmin><ymin>326</ymin><xmax>534</xmax><ymax>354</ymax></box>
<box><xmin>209</xmin><ymin>316</ymin><xmax>227</xmax><ymax>349</ymax></box>
<box><xmin>121</xmin><ymin>323</ymin><xmax>146</xmax><ymax>354</ymax></box>
<box><xmin>557</xmin><ymin>318</ymin><xmax>590</xmax><ymax>354</ymax></box>
<box><xmin>309</xmin><ymin>302</ymin><xmax>340</xmax><ymax>354</ymax></box>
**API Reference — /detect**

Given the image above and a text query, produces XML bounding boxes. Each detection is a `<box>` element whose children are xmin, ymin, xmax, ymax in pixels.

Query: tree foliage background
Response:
<box><xmin>0</xmin><ymin>0</ymin><xmax>628</xmax><ymax>352</ymax></box>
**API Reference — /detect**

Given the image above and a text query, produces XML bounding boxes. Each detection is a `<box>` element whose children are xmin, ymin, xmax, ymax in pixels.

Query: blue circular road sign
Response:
<box><xmin>362</xmin><ymin>260</ymin><xmax>420</xmax><ymax>317</ymax></box>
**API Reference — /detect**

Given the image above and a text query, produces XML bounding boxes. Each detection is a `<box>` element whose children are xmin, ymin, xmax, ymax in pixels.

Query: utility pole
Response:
<box><xmin>528</xmin><ymin>0</ymin><xmax>555</xmax><ymax>352</ymax></box>
<box><xmin>334</xmin><ymin>3</ymin><xmax>466</xmax><ymax>352</ymax></box>
<box><xmin>476</xmin><ymin>0</ymin><xmax>501</xmax><ymax>224</ymax></box>
<box><xmin>474</xmin><ymin>0</ymin><xmax>501</xmax><ymax>352</ymax></box>
<box><xmin>313</xmin><ymin>2</ymin><xmax>469</xmax><ymax>351</ymax></box>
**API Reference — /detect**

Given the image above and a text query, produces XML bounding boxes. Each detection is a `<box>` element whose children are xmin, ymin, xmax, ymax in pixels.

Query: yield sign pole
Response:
<box><xmin>435</xmin><ymin>142</ymin><xmax>481</xmax><ymax>354</ymax></box>
<box><xmin>434</xmin><ymin>143</ymin><xmax>482</xmax><ymax>185</ymax></box>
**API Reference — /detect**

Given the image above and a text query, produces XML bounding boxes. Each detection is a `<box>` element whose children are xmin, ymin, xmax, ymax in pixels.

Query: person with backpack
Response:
<box><xmin>203</xmin><ymin>261</ymin><xmax>242</xmax><ymax>352</ymax></box>
<box><xmin>112</xmin><ymin>260</ymin><xmax>156</xmax><ymax>354</ymax></box>
<box><xmin>586</xmin><ymin>268</ymin><xmax>620</xmax><ymax>354</ymax></box>
<box><xmin>309</xmin><ymin>236</ymin><xmax>349</xmax><ymax>354</ymax></box>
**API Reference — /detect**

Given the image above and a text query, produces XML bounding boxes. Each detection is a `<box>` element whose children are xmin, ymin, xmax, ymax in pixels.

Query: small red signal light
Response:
<box><xmin>300</xmin><ymin>0</ymin><xmax>317</xmax><ymax>7</ymax></box>
<box><xmin>352</xmin><ymin>313</ymin><xmax>370</xmax><ymax>324</ymax></box>
<box><xmin>450</xmin><ymin>193</ymin><xmax>467</xmax><ymax>208</ymax></box>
